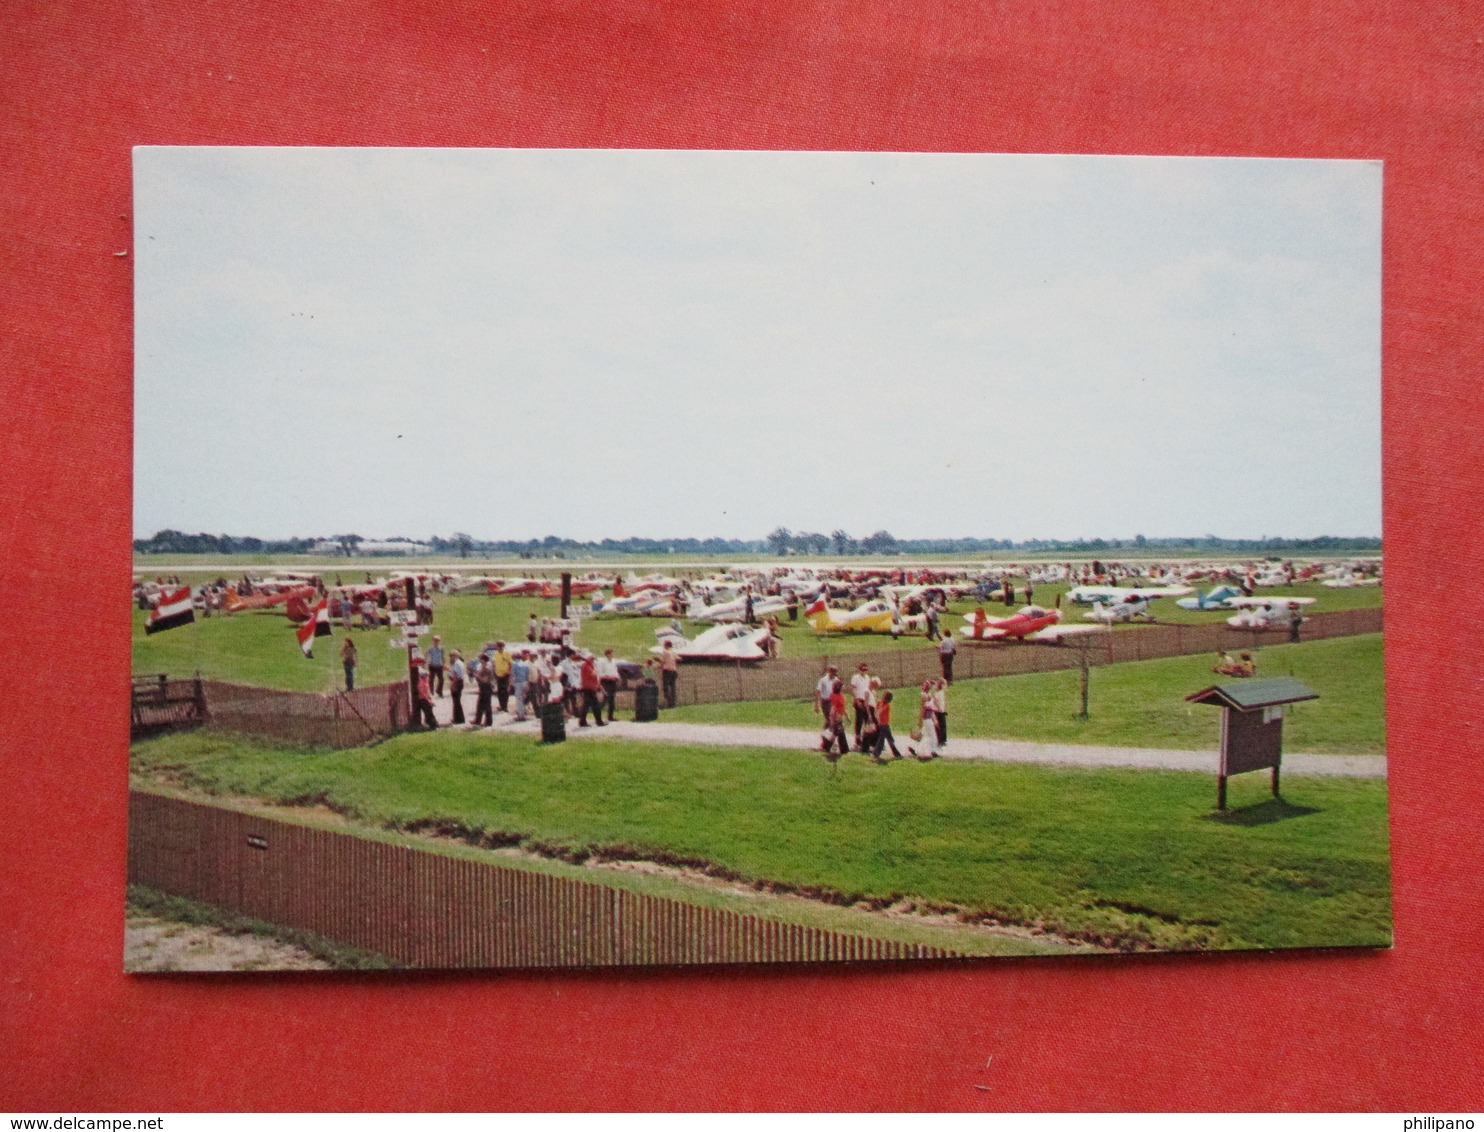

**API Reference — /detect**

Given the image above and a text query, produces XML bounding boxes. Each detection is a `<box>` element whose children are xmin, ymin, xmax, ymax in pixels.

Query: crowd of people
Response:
<box><xmin>391</xmin><ymin>636</ymin><xmax>631</xmax><ymax>731</ymax></box>
<box><xmin>813</xmin><ymin>662</ymin><xmax>951</xmax><ymax>764</ymax></box>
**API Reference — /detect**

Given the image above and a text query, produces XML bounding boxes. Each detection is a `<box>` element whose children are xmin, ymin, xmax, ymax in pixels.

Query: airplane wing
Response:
<box><xmin>1032</xmin><ymin>623</ymin><xmax>1107</xmax><ymax>642</ymax></box>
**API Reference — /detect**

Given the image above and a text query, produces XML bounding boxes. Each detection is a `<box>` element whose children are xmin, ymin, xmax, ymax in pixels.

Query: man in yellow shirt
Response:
<box><xmin>491</xmin><ymin>641</ymin><xmax>513</xmax><ymax>713</ymax></box>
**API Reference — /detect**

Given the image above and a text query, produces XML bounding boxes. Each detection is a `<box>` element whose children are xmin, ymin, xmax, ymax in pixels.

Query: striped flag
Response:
<box><xmin>295</xmin><ymin>598</ymin><xmax>332</xmax><ymax>657</ymax></box>
<box><xmin>145</xmin><ymin>587</ymin><xmax>195</xmax><ymax>634</ymax></box>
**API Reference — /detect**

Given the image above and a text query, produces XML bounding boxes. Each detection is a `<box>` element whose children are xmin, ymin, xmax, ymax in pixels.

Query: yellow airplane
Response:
<box><xmin>805</xmin><ymin>596</ymin><xmax>898</xmax><ymax>634</ymax></box>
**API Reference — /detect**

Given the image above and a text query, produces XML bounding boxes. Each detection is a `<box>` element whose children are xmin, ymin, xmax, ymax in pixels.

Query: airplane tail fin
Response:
<box><xmin>804</xmin><ymin>595</ymin><xmax>828</xmax><ymax>630</ymax></box>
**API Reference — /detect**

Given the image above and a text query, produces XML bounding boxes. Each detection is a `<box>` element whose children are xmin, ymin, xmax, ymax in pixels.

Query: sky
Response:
<box><xmin>133</xmin><ymin>148</ymin><xmax>1381</xmax><ymax>542</ymax></box>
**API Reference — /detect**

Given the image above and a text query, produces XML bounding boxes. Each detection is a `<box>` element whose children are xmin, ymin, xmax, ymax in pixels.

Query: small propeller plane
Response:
<box><xmin>962</xmin><ymin>605</ymin><xmax>1062</xmax><ymax>641</ymax></box>
<box><xmin>223</xmin><ymin>583</ymin><xmax>317</xmax><ymax>613</ymax></box>
<box><xmin>686</xmin><ymin>591</ymin><xmax>788</xmax><ymax>623</ymax></box>
<box><xmin>1225</xmin><ymin>596</ymin><xmax>1316</xmax><ymax>629</ymax></box>
<box><xmin>651</xmin><ymin>622</ymin><xmax>773</xmax><ymax>661</ymax></box>
<box><xmin>1084</xmin><ymin>594</ymin><xmax>1158</xmax><ymax>623</ymax></box>
<box><xmin>1067</xmin><ymin>584</ymin><xmax>1193</xmax><ymax>605</ymax></box>
<box><xmin>804</xmin><ymin>596</ymin><xmax>897</xmax><ymax>634</ymax></box>
<box><xmin>1175</xmin><ymin>585</ymin><xmax>1245</xmax><ymax>611</ymax></box>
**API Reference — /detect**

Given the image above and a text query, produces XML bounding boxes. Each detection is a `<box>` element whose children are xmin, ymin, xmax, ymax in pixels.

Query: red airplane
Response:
<box><xmin>223</xmin><ymin>584</ymin><xmax>316</xmax><ymax>613</ymax></box>
<box><xmin>962</xmin><ymin>605</ymin><xmax>1063</xmax><ymax>641</ymax></box>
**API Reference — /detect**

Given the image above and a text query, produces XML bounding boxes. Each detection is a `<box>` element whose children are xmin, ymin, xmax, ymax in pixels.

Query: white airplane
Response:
<box><xmin>686</xmin><ymin>592</ymin><xmax>788</xmax><ymax>623</ymax></box>
<box><xmin>1084</xmin><ymin>595</ymin><xmax>1158</xmax><ymax>623</ymax></box>
<box><xmin>1321</xmin><ymin>573</ymin><xmax>1380</xmax><ymax>588</ymax></box>
<box><xmin>652</xmin><ymin>622</ymin><xmax>773</xmax><ymax>661</ymax></box>
<box><xmin>598</xmin><ymin>590</ymin><xmax>680</xmax><ymax>616</ymax></box>
<box><xmin>1225</xmin><ymin>596</ymin><xmax>1317</xmax><ymax>629</ymax></box>
<box><xmin>1067</xmin><ymin>584</ymin><xmax>1193</xmax><ymax>605</ymax></box>
<box><xmin>805</xmin><ymin>597</ymin><xmax>897</xmax><ymax>634</ymax></box>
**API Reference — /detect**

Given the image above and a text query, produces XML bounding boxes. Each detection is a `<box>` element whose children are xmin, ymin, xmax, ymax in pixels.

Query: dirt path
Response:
<box><xmin>125</xmin><ymin>909</ymin><xmax>329</xmax><ymax>972</ymax></box>
<box><xmin>428</xmin><ymin>698</ymin><xmax>1386</xmax><ymax>778</ymax></box>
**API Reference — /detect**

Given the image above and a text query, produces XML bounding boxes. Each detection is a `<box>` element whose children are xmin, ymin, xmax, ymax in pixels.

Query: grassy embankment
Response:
<box><xmin>131</xmin><ymin>582</ymin><xmax>1381</xmax><ymax>694</ymax></box>
<box><xmin>131</xmin><ymin>726</ymin><xmax>1392</xmax><ymax>954</ymax></box>
<box><xmin>668</xmin><ymin>633</ymin><xmax>1384</xmax><ymax>755</ymax></box>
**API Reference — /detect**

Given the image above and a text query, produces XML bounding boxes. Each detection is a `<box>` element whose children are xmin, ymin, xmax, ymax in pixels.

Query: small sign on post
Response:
<box><xmin>1186</xmin><ymin>677</ymin><xmax>1320</xmax><ymax>810</ymax></box>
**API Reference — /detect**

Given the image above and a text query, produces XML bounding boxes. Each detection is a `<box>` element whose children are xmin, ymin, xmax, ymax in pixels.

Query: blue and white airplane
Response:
<box><xmin>1175</xmin><ymin>585</ymin><xmax>1245</xmax><ymax>611</ymax></box>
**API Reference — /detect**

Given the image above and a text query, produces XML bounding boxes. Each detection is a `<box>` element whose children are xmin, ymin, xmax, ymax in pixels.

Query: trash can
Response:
<box><xmin>634</xmin><ymin>680</ymin><xmax>659</xmax><ymax>723</ymax></box>
<box><xmin>540</xmin><ymin>700</ymin><xmax>566</xmax><ymax>744</ymax></box>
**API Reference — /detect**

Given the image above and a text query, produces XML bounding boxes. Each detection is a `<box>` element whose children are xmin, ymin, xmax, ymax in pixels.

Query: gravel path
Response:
<box><xmin>429</xmin><ymin>696</ymin><xmax>1386</xmax><ymax>778</ymax></box>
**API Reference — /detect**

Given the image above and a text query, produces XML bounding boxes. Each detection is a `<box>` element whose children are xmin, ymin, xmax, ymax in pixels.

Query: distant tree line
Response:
<box><xmin>133</xmin><ymin>530</ymin><xmax>316</xmax><ymax>555</ymax></box>
<box><xmin>135</xmin><ymin>527</ymin><xmax>1383</xmax><ymax>558</ymax></box>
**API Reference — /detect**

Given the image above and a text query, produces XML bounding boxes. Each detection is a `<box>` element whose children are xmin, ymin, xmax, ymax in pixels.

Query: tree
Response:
<box><xmin>336</xmin><ymin>534</ymin><xmax>363</xmax><ymax>557</ymax></box>
<box><xmin>766</xmin><ymin>526</ymin><xmax>792</xmax><ymax>557</ymax></box>
<box><xmin>452</xmin><ymin>532</ymin><xmax>473</xmax><ymax>559</ymax></box>
<box><xmin>830</xmin><ymin>529</ymin><xmax>852</xmax><ymax>556</ymax></box>
<box><xmin>862</xmin><ymin>529</ymin><xmax>898</xmax><ymax>554</ymax></box>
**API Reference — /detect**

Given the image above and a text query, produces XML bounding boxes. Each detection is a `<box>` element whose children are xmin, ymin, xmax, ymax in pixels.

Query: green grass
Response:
<box><xmin>130</xmin><ymin>583</ymin><xmax>1381</xmax><ymax>694</ymax></box>
<box><xmin>668</xmin><ymin>633</ymin><xmax>1384</xmax><ymax>755</ymax></box>
<box><xmin>131</xmin><ymin>727</ymin><xmax>1392</xmax><ymax>952</ymax></box>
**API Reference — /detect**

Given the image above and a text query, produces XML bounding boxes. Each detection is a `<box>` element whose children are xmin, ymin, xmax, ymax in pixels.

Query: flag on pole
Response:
<box><xmin>145</xmin><ymin>587</ymin><xmax>196</xmax><ymax>634</ymax></box>
<box><xmin>296</xmin><ymin>598</ymin><xmax>331</xmax><ymax>657</ymax></box>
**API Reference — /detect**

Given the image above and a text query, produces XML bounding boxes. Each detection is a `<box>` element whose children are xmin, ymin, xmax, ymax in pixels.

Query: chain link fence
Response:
<box><xmin>670</xmin><ymin>607</ymin><xmax>1381</xmax><ymax>706</ymax></box>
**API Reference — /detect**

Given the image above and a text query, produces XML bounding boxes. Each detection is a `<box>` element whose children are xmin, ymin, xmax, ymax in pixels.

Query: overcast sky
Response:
<box><xmin>133</xmin><ymin>148</ymin><xmax>1381</xmax><ymax>542</ymax></box>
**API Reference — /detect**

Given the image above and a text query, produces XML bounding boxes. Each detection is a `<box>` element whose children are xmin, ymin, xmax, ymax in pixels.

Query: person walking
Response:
<box><xmin>412</xmin><ymin>660</ymin><xmax>438</xmax><ymax>730</ymax></box>
<box><xmin>597</xmin><ymin>648</ymin><xmax>620</xmax><ymax>722</ymax></box>
<box><xmin>577</xmin><ymin>652</ymin><xmax>606</xmax><ymax>727</ymax></box>
<box><xmin>820</xmin><ymin>678</ymin><xmax>850</xmax><ymax>760</ymax></box>
<box><xmin>938</xmin><ymin>630</ymin><xmax>957</xmax><ymax>684</ymax></box>
<box><xmin>850</xmin><ymin>663</ymin><xmax>872</xmax><ymax>750</ymax></box>
<box><xmin>814</xmin><ymin>664</ymin><xmax>839</xmax><ymax>716</ymax></box>
<box><xmin>933</xmin><ymin>678</ymin><xmax>949</xmax><ymax>748</ymax></box>
<box><xmin>426</xmin><ymin>636</ymin><xmax>446</xmax><ymax>698</ymax></box>
<box><xmin>871</xmin><ymin>688</ymin><xmax>904</xmax><ymax>761</ymax></box>
<box><xmin>340</xmin><ymin>636</ymin><xmax>357</xmax><ymax>692</ymax></box>
<box><xmin>491</xmin><ymin>641</ymin><xmax>512</xmax><ymax>713</ymax></box>
<box><xmin>510</xmin><ymin>650</ymin><xmax>531</xmax><ymax>722</ymax></box>
<box><xmin>473</xmin><ymin>654</ymin><xmax>495</xmax><ymax>727</ymax></box>
<box><xmin>658</xmin><ymin>640</ymin><xmax>680</xmax><ymax>708</ymax></box>
<box><xmin>908</xmin><ymin>680</ymin><xmax>940</xmax><ymax>760</ymax></box>
<box><xmin>560</xmin><ymin>650</ymin><xmax>582</xmax><ymax>718</ymax></box>
<box><xmin>447</xmin><ymin>650</ymin><xmax>467</xmax><ymax>725</ymax></box>
<box><xmin>1287</xmin><ymin>602</ymin><xmax>1304</xmax><ymax>642</ymax></box>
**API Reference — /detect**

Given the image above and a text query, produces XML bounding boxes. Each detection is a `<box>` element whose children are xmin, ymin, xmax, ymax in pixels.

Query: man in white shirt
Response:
<box><xmin>560</xmin><ymin>652</ymin><xmax>582</xmax><ymax>718</ymax></box>
<box><xmin>815</xmin><ymin>664</ymin><xmax>839</xmax><ymax>715</ymax></box>
<box><xmin>596</xmin><ymin>648</ymin><xmax>621</xmax><ymax>723</ymax></box>
<box><xmin>849</xmin><ymin>663</ymin><xmax>872</xmax><ymax>749</ymax></box>
<box><xmin>938</xmin><ymin>630</ymin><xmax>957</xmax><ymax>684</ymax></box>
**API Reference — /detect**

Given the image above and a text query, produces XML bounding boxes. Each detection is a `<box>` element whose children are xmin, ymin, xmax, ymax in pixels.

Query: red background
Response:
<box><xmin>3</xmin><ymin>0</ymin><xmax>1480</xmax><ymax>1111</ymax></box>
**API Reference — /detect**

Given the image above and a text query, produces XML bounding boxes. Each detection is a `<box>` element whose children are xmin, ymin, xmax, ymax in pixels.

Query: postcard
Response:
<box><xmin>128</xmin><ymin>148</ymin><xmax>1385</xmax><ymax>970</ymax></box>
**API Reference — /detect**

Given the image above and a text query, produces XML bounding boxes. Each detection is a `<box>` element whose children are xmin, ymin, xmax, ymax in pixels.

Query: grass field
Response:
<box><xmin>132</xmin><ymin>581</ymin><xmax>1381</xmax><ymax>694</ymax></box>
<box><xmin>668</xmin><ymin>633</ymin><xmax>1384</xmax><ymax>755</ymax></box>
<box><xmin>130</xmin><ymin>727</ymin><xmax>1392</xmax><ymax>952</ymax></box>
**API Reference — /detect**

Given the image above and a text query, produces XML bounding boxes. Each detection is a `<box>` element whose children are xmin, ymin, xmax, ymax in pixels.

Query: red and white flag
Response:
<box><xmin>296</xmin><ymin>599</ymin><xmax>332</xmax><ymax>657</ymax></box>
<box><xmin>145</xmin><ymin>587</ymin><xmax>195</xmax><ymax>634</ymax></box>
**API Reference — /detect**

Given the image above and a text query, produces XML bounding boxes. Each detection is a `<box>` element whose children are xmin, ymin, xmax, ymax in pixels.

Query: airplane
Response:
<box><xmin>651</xmin><ymin>622</ymin><xmax>773</xmax><ymax>661</ymax></box>
<box><xmin>1175</xmin><ymin>585</ymin><xmax>1245</xmax><ymax>611</ymax></box>
<box><xmin>804</xmin><ymin>597</ymin><xmax>897</xmax><ymax>634</ymax></box>
<box><xmin>1225</xmin><ymin>596</ymin><xmax>1317</xmax><ymax>629</ymax></box>
<box><xmin>223</xmin><ymin>584</ymin><xmax>316</xmax><ymax>613</ymax></box>
<box><xmin>1084</xmin><ymin>594</ymin><xmax>1158</xmax><ymax>623</ymax></box>
<box><xmin>685</xmin><ymin>591</ymin><xmax>788</xmax><ymax>623</ymax></box>
<box><xmin>962</xmin><ymin>605</ymin><xmax>1063</xmax><ymax>641</ymax></box>
<box><xmin>1067</xmin><ymin>584</ymin><xmax>1193</xmax><ymax>605</ymax></box>
<box><xmin>485</xmin><ymin>578</ymin><xmax>605</xmax><ymax>599</ymax></box>
<box><xmin>1322</xmin><ymin>573</ymin><xmax>1380</xmax><ymax>588</ymax></box>
<box><xmin>596</xmin><ymin>590</ymin><xmax>681</xmax><ymax>616</ymax></box>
